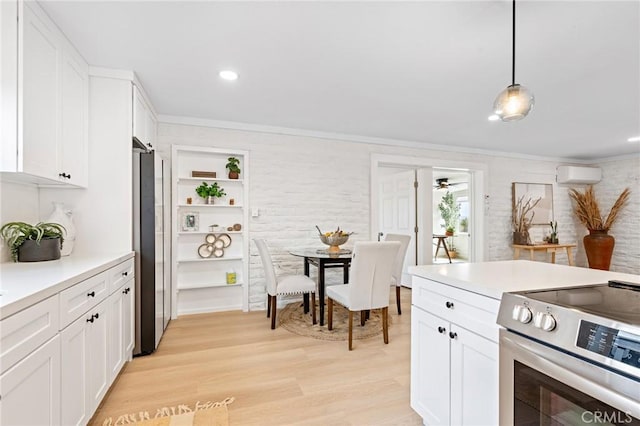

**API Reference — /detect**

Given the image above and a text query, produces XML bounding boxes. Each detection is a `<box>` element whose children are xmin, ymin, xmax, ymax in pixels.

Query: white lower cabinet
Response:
<box><xmin>61</xmin><ymin>299</ymin><xmax>109</xmax><ymax>426</ymax></box>
<box><xmin>107</xmin><ymin>279</ymin><xmax>134</xmax><ymax>382</ymax></box>
<box><xmin>0</xmin><ymin>335</ymin><xmax>61</xmax><ymax>426</ymax></box>
<box><xmin>411</xmin><ymin>276</ymin><xmax>499</xmax><ymax>426</ymax></box>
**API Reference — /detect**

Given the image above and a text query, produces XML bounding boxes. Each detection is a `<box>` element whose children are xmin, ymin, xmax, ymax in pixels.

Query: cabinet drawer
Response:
<box><xmin>412</xmin><ymin>277</ymin><xmax>500</xmax><ymax>342</ymax></box>
<box><xmin>0</xmin><ymin>295</ymin><xmax>59</xmax><ymax>374</ymax></box>
<box><xmin>59</xmin><ymin>271</ymin><xmax>108</xmax><ymax>329</ymax></box>
<box><xmin>108</xmin><ymin>258</ymin><xmax>134</xmax><ymax>294</ymax></box>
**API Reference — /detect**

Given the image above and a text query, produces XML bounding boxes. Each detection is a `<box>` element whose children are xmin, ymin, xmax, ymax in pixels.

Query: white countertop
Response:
<box><xmin>409</xmin><ymin>260</ymin><xmax>640</xmax><ymax>300</ymax></box>
<box><xmin>0</xmin><ymin>252</ymin><xmax>134</xmax><ymax>320</ymax></box>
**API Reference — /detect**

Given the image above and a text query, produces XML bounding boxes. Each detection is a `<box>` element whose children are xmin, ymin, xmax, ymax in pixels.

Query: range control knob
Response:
<box><xmin>534</xmin><ymin>312</ymin><xmax>557</xmax><ymax>331</ymax></box>
<box><xmin>512</xmin><ymin>305</ymin><xmax>533</xmax><ymax>324</ymax></box>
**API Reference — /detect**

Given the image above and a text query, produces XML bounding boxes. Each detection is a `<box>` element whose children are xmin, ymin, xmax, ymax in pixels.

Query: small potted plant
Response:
<box><xmin>546</xmin><ymin>221</ymin><xmax>559</xmax><ymax>244</ymax></box>
<box><xmin>512</xmin><ymin>195</ymin><xmax>541</xmax><ymax>245</ymax></box>
<box><xmin>226</xmin><ymin>157</ymin><xmax>241</xmax><ymax>179</ymax></box>
<box><xmin>195</xmin><ymin>181</ymin><xmax>226</xmax><ymax>204</ymax></box>
<box><xmin>0</xmin><ymin>221</ymin><xmax>65</xmax><ymax>262</ymax></box>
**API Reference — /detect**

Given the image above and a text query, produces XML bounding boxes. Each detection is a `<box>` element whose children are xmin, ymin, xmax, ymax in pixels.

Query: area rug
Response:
<box><xmin>278</xmin><ymin>301</ymin><xmax>390</xmax><ymax>341</ymax></box>
<box><xmin>101</xmin><ymin>398</ymin><xmax>234</xmax><ymax>426</ymax></box>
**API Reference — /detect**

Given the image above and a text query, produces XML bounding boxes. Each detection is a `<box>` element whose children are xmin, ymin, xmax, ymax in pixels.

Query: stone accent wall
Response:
<box><xmin>157</xmin><ymin>123</ymin><xmax>640</xmax><ymax>310</ymax></box>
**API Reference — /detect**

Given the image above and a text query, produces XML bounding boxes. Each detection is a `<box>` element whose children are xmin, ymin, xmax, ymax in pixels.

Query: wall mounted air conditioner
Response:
<box><xmin>556</xmin><ymin>165</ymin><xmax>602</xmax><ymax>184</ymax></box>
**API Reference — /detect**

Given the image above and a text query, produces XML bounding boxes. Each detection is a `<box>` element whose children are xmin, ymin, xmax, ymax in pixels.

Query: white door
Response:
<box><xmin>107</xmin><ymin>289</ymin><xmax>125</xmax><ymax>383</ymax></box>
<box><xmin>450</xmin><ymin>324</ymin><xmax>499</xmax><ymax>426</ymax></box>
<box><xmin>87</xmin><ymin>301</ymin><xmax>109</xmax><ymax>413</ymax></box>
<box><xmin>379</xmin><ymin>169</ymin><xmax>416</xmax><ymax>286</ymax></box>
<box><xmin>60</xmin><ymin>315</ymin><xmax>90</xmax><ymax>426</ymax></box>
<box><xmin>410</xmin><ymin>307</ymin><xmax>451</xmax><ymax>425</ymax></box>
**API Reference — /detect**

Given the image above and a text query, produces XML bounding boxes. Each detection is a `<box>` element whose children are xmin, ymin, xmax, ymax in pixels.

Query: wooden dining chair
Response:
<box><xmin>384</xmin><ymin>234</ymin><xmax>411</xmax><ymax>314</ymax></box>
<box><xmin>326</xmin><ymin>241</ymin><xmax>400</xmax><ymax>350</ymax></box>
<box><xmin>254</xmin><ymin>239</ymin><xmax>317</xmax><ymax>329</ymax></box>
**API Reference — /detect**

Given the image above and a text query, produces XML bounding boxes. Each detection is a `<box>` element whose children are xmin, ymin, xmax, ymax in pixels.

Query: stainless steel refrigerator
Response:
<box><xmin>133</xmin><ymin>146</ymin><xmax>170</xmax><ymax>355</ymax></box>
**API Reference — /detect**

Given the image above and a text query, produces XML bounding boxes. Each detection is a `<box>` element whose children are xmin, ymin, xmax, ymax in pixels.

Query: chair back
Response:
<box><xmin>253</xmin><ymin>239</ymin><xmax>278</xmax><ymax>295</ymax></box>
<box><xmin>348</xmin><ymin>241</ymin><xmax>400</xmax><ymax>311</ymax></box>
<box><xmin>384</xmin><ymin>234</ymin><xmax>411</xmax><ymax>287</ymax></box>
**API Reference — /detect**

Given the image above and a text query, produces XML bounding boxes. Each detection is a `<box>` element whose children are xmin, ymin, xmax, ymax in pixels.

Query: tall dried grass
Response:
<box><xmin>568</xmin><ymin>186</ymin><xmax>631</xmax><ymax>231</ymax></box>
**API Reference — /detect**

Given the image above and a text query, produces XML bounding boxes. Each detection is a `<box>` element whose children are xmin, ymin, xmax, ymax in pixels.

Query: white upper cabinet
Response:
<box><xmin>132</xmin><ymin>85</ymin><xmax>156</xmax><ymax>150</ymax></box>
<box><xmin>0</xmin><ymin>0</ymin><xmax>88</xmax><ymax>187</ymax></box>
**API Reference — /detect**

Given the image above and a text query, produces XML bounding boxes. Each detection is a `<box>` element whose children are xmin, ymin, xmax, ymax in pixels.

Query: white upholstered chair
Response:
<box><xmin>254</xmin><ymin>239</ymin><xmax>317</xmax><ymax>329</ymax></box>
<box><xmin>326</xmin><ymin>241</ymin><xmax>400</xmax><ymax>350</ymax></box>
<box><xmin>384</xmin><ymin>234</ymin><xmax>411</xmax><ymax>315</ymax></box>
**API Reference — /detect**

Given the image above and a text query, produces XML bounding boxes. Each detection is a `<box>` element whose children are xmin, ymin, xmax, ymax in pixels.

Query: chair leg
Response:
<box><xmin>311</xmin><ymin>292</ymin><xmax>317</xmax><ymax>325</ymax></box>
<box><xmin>348</xmin><ymin>310</ymin><xmax>354</xmax><ymax>350</ymax></box>
<box><xmin>327</xmin><ymin>298</ymin><xmax>333</xmax><ymax>330</ymax></box>
<box><xmin>360</xmin><ymin>311</ymin><xmax>366</xmax><ymax>326</ymax></box>
<box><xmin>396</xmin><ymin>286</ymin><xmax>402</xmax><ymax>315</ymax></box>
<box><xmin>270</xmin><ymin>295</ymin><xmax>277</xmax><ymax>329</ymax></box>
<box><xmin>267</xmin><ymin>295</ymin><xmax>271</xmax><ymax>318</ymax></box>
<box><xmin>382</xmin><ymin>307</ymin><xmax>389</xmax><ymax>344</ymax></box>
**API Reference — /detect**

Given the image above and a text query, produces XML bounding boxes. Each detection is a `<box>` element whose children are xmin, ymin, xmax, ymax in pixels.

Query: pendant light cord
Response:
<box><xmin>512</xmin><ymin>0</ymin><xmax>516</xmax><ymax>86</ymax></box>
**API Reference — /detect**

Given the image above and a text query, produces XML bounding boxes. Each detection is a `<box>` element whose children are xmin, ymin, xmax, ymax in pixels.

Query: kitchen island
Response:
<box><xmin>409</xmin><ymin>260</ymin><xmax>639</xmax><ymax>426</ymax></box>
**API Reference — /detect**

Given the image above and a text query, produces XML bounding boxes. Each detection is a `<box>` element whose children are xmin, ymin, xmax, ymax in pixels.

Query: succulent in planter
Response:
<box><xmin>195</xmin><ymin>181</ymin><xmax>226</xmax><ymax>204</ymax></box>
<box><xmin>0</xmin><ymin>222</ymin><xmax>66</xmax><ymax>262</ymax></box>
<box><xmin>438</xmin><ymin>191</ymin><xmax>460</xmax><ymax>235</ymax></box>
<box><xmin>225</xmin><ymin>157</ymin><xmax>241</xmax><ymax>179</ymax></box>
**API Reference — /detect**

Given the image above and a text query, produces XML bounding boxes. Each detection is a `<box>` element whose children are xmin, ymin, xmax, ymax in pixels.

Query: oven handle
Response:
<box><xmin>502</xmin><ymin>331</ymin><xmax>640</xmax><ymax>419</ymax></box>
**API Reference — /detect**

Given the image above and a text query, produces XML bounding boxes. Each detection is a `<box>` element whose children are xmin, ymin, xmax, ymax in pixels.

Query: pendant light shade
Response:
<box><xmin>493</xmin><ymin>83</ymin><xmax>534</xmax><ymax>122</ymax></box>
<box><xmin>493</xmin><ymin>0</ymin><xmax>534</xmax><ymax>121</ymax></box>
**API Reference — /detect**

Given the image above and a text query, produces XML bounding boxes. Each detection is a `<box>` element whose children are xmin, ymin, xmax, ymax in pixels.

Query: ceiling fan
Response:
<box><xmin>433</xmin><ymin>178</ymin><xmax>465</xmax><ymax>190</ymax></box>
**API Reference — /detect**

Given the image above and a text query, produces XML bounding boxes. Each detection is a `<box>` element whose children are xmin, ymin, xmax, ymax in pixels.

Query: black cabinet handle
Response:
<box><xmin>86</xmin><ymin>316</ymin><xmax>94</xmax><ymax>323</ymax></box>
<box><xmin>87</xmin><ymin>291</ymin><xmax>95</xmax><ymax>297</ymax></box>
<box><xmin>449</xmin><ymin>331</ymin><xmax>457</xmax><ymax>339</ymax></box>
<box><xmin>94</xmin><ymin>313</ymin><xmax>99</xmax><ymax>320</ymax></box>
<box><xmin>58</xmin><ymin>172</ymin><xmax>71</xmax><ymax>179</ymax></box>
<box><xmin>122</xmin><ymin>271</ymin><xmax>128</xmax><ymax>276</ymax></box>
<box><xmin>438</xmin><ymin>326</ymin><xmax>446</xmax><ymax>334</ymax></box>
<box><xmin>122</xmin><ymin>287</ymin><xmax>131</xmax><ymax>294</ymax></box>
<box><xmin>445</xmin><ymin>301</ymin><xmax>454</xmax><ymax>309</ymax></box>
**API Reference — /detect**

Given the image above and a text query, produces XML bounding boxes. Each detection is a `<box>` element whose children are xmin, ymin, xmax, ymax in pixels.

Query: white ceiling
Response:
<box><xmin>41</xmin><ymin>1</ymin><xmax>640</xmax><ymax>161</ymax></box>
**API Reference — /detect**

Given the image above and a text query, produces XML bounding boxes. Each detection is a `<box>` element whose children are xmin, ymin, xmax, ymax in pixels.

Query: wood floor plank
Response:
<box><xmin>89</xmin><ymin>288</ymin><xmax>421</xmax><ymax>425</ymax></box>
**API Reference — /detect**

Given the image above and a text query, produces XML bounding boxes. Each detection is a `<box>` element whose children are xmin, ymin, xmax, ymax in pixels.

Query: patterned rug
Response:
<box><xmin>278</xmin><ymin>301</ymin><xmax>390</xmax><ymax>341</ymax></box>
<box><xmin>101</xmin><ymin>398</ymin><xmax>234</xmax><ymax>426</ymax></box>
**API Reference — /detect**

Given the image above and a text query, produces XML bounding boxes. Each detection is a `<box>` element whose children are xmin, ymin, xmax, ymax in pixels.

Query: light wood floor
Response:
<box><xmin>89</xmin><ymin>288</ymin><xmax>422</xmax><ymax>425</ymax></box>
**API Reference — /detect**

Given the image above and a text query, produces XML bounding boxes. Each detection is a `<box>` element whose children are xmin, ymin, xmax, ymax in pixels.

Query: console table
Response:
<box><xmin>512</xmin><ymin>243</ymin><xmax>576</xmax><ymax>266</ymax></box>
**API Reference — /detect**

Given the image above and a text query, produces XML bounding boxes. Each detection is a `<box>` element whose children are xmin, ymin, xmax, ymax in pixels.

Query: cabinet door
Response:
<box><xmin>107</xmin><ymin>289</ymin><xmax>125</xmax><ymax>383</ymax></box>
<box><xmin>0</xmin><ymin>335</ymin><xmax>61</xmax><ymax>426</ymax></box>
<box><xmin>1</xmin><ymin>0</ymin><xmax>18</xmax><ymax>168</ymax></box>
<box><xmin>132</xmin><ymin>86</ymin><xmax>147</xmax><ymax>146</ymax></box>
<box><xmin>410</xmin><ymin>307</ymin><xmax>450</xmax><ymax>425</ymax></box>
<box><xmin>59</xmin><ymin>47</ymin><xmax>88</xmax><ymax>187</ymax></box>
<box><xmin>20</xmin><ymin>1</ymin><xmax>60</xmax><ymax>181</ymax></box>
<box><xmin>450</xmin><ymin>324</ymin><xmax>499</xmax><ymax>426</ymax></box>
<box><xmin>87</xmin><ymin>301</ymin><xmax>109</xmax><ymax>413</ymax></box>
<box><xmin>60</xmin><ymin>313</ymin><xmax>91</xmax><ymax>426</ymax></box>
<box><xmin>123</xmin><ymin>280</ymin><xmax>135</xmax><ymax>357</ymax></box>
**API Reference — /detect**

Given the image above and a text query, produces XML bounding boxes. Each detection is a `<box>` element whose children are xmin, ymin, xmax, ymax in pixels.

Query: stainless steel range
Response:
<box><xmin>497</xmin><ymin>280</ymin><xmax>640</xmax><ymax>425</ymax></box>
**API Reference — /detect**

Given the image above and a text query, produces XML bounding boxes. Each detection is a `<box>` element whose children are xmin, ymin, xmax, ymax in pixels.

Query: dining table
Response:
<box><xmin>289</xmin><ymin>248</ymin><xmax>352</xmax><ymax>326</ymax></box>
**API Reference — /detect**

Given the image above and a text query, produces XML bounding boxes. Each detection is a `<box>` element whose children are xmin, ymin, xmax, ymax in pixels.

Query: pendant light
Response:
<box><xmin>493</xmin><ymin>0</ymin><xmax>534</xmax><ymax>121</ymax></box>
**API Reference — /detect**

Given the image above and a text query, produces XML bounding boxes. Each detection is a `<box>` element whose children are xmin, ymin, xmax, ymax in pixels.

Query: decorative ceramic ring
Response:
<box><xmin>213</xmin><ymin>247</ymin><xmax>224</xmax><ymax>258</ymax></box>
<box><xmin>198</xmin><ymin>243</ymin><xmax>213</xmax><ymax>258</ymax></box>
<box><xmin>205</xmin><ymin>233</ymin><xmax>216</xmax><ymax>244</ymax></box>
<box><xmin>213</xmin><ymin>238</ymin><xmax>225</xmax><ymax>249</ymax></box>
<box><xmin>217</xmin><ymin>233</ymin><xmax>232</xmax><ymax>248</ymax></box>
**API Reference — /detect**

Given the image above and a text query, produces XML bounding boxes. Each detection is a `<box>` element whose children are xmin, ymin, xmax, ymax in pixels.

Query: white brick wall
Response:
<box><xmin>157</xmin><ymin>123</ymin><xmax>640</xmax><ymax>310</ymax></box>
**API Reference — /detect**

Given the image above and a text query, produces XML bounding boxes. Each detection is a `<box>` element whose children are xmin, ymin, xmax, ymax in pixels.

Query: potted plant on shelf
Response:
<box><xmin>195</xmin><ymin>181</ymin><xmax>226</xmax><ymax>204</ymax></box>
<box><xmin>438</xmin><ymin>191</ymin><xmax>461</xmax><ymax>237</ymax></box>
<box><xmin>512</xmin><ymin>195</ymin><xmax>541</xmax><ymax>245</ymax></box>
<box><xmin>0</xmin><ymin>222</ymin><xmax>65</xmax><ymax>262</ymax></box>
<box><xmin>226</xmin><ymin>157</ymin><xmax>241</xmax><ymax>179</ymax></box>
<box><xmin>569</xmin><ymin>186</ymin><xmax>630</xmax><ymax>270</ymax></box>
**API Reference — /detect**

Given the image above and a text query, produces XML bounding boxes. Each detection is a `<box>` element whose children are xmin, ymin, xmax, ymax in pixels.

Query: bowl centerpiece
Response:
<box><xmin>317</xmin><ymin>226</ymin><xmax>352</xmax><ymax>253</ymax></box>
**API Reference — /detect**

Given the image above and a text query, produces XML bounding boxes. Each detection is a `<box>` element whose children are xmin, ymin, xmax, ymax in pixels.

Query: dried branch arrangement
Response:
<box><xmin>568</xmin><ymin>186</ymin><xmax>631</xmax><ymax>231</ymax></box>
<box><xmin>512</xmin><ymin>195</ymin><xmax>542</xmax><ymax>233</ymax></box>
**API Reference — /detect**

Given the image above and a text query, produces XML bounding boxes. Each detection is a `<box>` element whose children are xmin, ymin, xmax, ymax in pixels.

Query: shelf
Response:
<box><xmin>177</xmin><ymin>204</ymin><xmax>243</xmax><ymax>208</ymax></box>
<box><xmin>178</xmin><ymin>231</ymin><xmax>243</xmax><ymax>236</ymax></box>
<box><xmin>178</xmin><ymin>177</ymin><xmax>244</xmax><ymax>184</ymax></box>
<box><xmin>177</xmin><ymin>281</ymin><xmax>243</xmax><ymax>290</ymax></box>
<box><xmin>177</xmin><ymin>256</ymin><xmax>243</xmax><ymax>263</ymax></box>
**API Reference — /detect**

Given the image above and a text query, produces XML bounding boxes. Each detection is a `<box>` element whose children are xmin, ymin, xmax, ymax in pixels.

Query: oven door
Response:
<box><xmin>500</xmin><ymin>329</ymin><xmax>640</xmax><ymax>425</ymax></box>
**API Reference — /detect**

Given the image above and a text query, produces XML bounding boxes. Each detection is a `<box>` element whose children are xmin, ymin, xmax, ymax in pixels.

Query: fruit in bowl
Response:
<box><xmin>317</xmin><ymin>226</ymin><xmax>352</xmax><ymax>253</ymax></box>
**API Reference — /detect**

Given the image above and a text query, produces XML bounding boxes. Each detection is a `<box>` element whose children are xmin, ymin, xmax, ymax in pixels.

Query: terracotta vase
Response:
<box><xmin>583</xmin><ymin>230</ymin><xmax>615</xmax><ymax>270</ymax></box>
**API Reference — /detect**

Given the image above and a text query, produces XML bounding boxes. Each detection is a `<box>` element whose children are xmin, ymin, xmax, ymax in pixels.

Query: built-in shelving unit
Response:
<box><xmin>171</xmin><ymin>145</ymin><xmax>249</xmax><ymax>316</ymax></box>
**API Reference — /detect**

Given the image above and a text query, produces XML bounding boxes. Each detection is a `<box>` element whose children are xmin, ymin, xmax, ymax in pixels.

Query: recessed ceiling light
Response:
<box><xmin>219</xmin><ymin>70</ymin><xmax>238</xmax><ymax>81</ymax></box>
<box><xmin>628</xmin><ymin>136</ymin><xmax>640</xmax><ymax>142</ymax></box>
<box><xmin>488</xmin><ymin>115</ymin><xmax>500</xmax><ymax>121</ymax></box>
